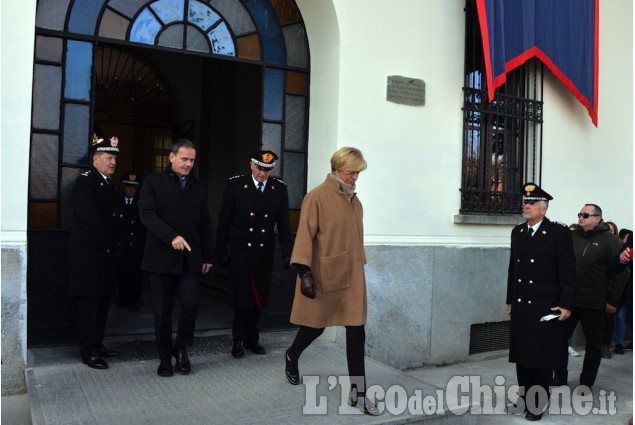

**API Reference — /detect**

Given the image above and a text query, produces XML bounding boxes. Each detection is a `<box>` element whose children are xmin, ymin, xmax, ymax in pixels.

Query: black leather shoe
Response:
<box><xmin>284</xmin><ymin>350</ymin><xmax>300</xmax><ymax>385</ymax></box>
<box><xmin>157</xmin><ymin>360</ymin><xmax>173</xmax><ymax>377</ymax></box>
<box><xmin>525</xmin><ymin>411</ymin><xmax>543</xmax><ymax>421</ymax></box>
<box><xmin>244</xmin><ymin>340</ymin><xmax>266</xmax><ymax>354</ymax></box>
<box><xmin>173</xmin><ymin>348</ymin><xmax>191</xmax><ymax>374</ymax></box>
<box><xmin>615</xmin><ymin>344</ymin><xmax>625</xmax><ymax>354</ymax></box>
<box><xmin>100</xmin><ymin>345</ymin><xmax>120</xmax><ymax>357</ymax></box>
<box><xmin>83</xmin><ymin>355</ymin><xmax>108</xmax><ymax>370</ymax></box>
<box><xmin>349</xmin><ymin>389</ymin><xmax>380</xmax><ymax>416</ymax></box>
<box><xmin>231</xmin><ymin>340</ymin><xmax>245</xmax><ymax>358</ymax></box>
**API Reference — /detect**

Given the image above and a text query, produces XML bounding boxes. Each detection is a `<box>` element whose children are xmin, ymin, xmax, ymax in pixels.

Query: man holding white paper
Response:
<box><xmin>506</xmin><ymin>183</ymin><xmax>576</xmax><ymax>421</ymax></box>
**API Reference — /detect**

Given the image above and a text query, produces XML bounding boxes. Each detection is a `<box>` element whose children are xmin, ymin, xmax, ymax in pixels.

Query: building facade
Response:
<box><xmin>2</xmin><ymin>0</ymin><xmax>632</xmax><ymax>395</ymax></box>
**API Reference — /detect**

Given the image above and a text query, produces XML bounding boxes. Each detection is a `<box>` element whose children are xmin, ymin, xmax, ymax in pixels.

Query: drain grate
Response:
<box><xmin>469</xmin><ymin>321</ymin><xmax>510</xmax><ymax>355</ymax></box>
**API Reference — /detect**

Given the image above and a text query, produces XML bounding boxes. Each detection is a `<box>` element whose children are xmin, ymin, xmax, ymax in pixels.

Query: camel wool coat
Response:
<box><xmin>290</xmin><ymin>174</ymin><xmax>368</xmax><ymax>327</ymax></box>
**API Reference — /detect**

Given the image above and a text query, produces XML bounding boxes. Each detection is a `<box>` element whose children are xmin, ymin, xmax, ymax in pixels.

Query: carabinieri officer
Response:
<box><xmin>216</xmin><ymin>150</ymin><xmax>293</xmax><ymax>358</ymax></box>
<box><xmin>68</xmin><ymin>135</ymin><xmax>125</xmax><ymax>369</ymax></box>
<box><xmin>506</xmin><ymin>183</ymin><xmax>576</xmax><ymax>421</ymax></box>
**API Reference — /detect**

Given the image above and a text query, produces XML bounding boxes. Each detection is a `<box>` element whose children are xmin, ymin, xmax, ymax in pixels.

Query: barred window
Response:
<box><xmin>460</xmin><ymin>0</ymin><xmax>543</xmax><ymax>215</ymax></box>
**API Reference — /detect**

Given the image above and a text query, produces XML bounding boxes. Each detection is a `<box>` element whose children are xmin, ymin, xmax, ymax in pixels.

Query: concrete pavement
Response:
<box><xmin>3</xmin><ymin>330</ymin><xmax>633</xmax><ymax>424</ymax></box>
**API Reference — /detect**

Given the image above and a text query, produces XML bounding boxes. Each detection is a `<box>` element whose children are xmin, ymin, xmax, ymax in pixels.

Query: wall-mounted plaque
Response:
<box><xmin>386</xmin><ymin>75</ymin><xmax>425</xmax><ymax>106</ymax></box>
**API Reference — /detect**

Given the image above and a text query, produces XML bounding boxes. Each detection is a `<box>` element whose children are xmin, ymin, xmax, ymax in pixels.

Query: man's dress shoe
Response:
<box><xmin>173</xmin><ymin>348</ymin><xmax>191</xmax><ymax>374</ymax></box>
<box><xmin>231</xmin><ymin>340</ymin><xmax>245</xmax><ymax>358</ymax></box>
<box><xmin>157</xmin><ymin>360</ymin><xmax>173</xmax><ymax>377</ymax></box>
<box><xmin>525</xmin><ymin>411</ymin><xmax>543</xmax><ymax>421</ymax></box>
<box><xmin>83</xmin><ymin>355</ymin><xmax>108</xmax><ymax>370</ymax></box>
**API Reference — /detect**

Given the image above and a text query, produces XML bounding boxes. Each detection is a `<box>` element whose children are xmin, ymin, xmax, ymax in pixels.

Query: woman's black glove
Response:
<box><xmin>300</xmin><ymin>271</ymin><xmax>316</xmax><ymax>299</ymax></box>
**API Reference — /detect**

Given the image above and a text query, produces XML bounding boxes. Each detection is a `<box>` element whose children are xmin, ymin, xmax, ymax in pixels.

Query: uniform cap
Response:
<box><xmin>121</xmin><ymin>172</ymin><xmax>140</xmax><ymax>186</ymax></box>
<box><xmin>250</xmin><ymin>150</ymin><xmax>278</xmax><ymax>170</ymax></box>
<box><xmin>522</xmin><ymin>182</ymin><xmax>553</xmax><ymax>201</ymax></box>
<box><xmin>90</xmin><ymin>134</ymin><xmax>119</xmax><ymax>154</ymax></box>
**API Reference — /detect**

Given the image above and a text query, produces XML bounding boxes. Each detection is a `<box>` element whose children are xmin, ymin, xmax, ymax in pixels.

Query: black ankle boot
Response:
<box><xmin>349</xmin><ymin>389</ymin><xmax>380</xmax><ymax>415</ymax></box>
<box><xmin>284</xmin><ymin>350</ymin><xmax>299</xmax><ymax>385</ymax></box>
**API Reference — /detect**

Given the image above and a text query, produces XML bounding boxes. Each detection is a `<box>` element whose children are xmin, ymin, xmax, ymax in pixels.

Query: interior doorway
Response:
<box><xmin>94</xmin><ymin>43</ymin><xmax>264</xmax><ymax>337</ymax></box>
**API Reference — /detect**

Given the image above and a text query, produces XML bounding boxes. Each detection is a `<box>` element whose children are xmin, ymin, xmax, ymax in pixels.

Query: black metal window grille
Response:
<box><xmin>460</xmin><ymin>0</ymin><xmax>544</xmax><ymax>215</ymax></box>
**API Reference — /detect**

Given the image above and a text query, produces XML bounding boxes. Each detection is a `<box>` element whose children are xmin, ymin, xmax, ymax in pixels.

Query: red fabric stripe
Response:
<box><xmin>476</xmin><ymin>0</ymin><xmax>495</xmax><ymax>102</ymax></box>
<box><xmin>249</xmin><ymin>273</ymin><xmax>262</xmax><ymax>310</ymax></box>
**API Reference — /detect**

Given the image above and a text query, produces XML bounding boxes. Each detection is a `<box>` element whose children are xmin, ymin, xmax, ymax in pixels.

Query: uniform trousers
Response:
<box><xmin>516</xmin><ymin>364</ymin><xmax>552</xmax><ymax>413</ymax></box>
<box><xmin>117</xmin><ymin>262</ymin><xmax>143</xmax><ymax>307</ymax></box>
<box><xmin>288</xmin><ymin>325</ymin><xmax>367</xmax><ymax>393</ymax></box>
<box><xmin>555</xmin><ymin>307</ymin><xmax>604</xmax><ymax>386</ymax></box>
<box><xmin>76</xmin><ymin>297</ymin><xmax>110</xmax><ymax>358</ymax></box>
<box><xmin>150</xmin><ymin>266</ymin><xmax>200</xmax><ymax>361</ymax></box>
<box><xmin>232</xmin><ymin>305</ymin><xmax>261</xmax><ymax>343</ymax></box>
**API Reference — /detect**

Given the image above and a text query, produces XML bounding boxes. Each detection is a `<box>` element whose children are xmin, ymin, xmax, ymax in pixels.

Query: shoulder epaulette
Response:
<box><xmin>271</xmin><ymin>176</ymin><xmax>286</xmax><ymax>185</ymax></box>
<box><xmin>229</xmin><ymin>175</ymin><xmax>242</xmax><ymax>180</ymax></box>
<box><xmin>554</xmin><ymin>220</ymin><xmax>569</xmax><ymax>228</ymax></box>
<box><xmin>81</xmin><ymin>170</ymin><xmax>92</xmax><ymax>177</ymax></box>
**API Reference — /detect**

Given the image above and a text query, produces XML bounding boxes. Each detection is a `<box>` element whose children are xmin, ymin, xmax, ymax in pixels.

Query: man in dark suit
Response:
<box><xmin>139</xmin><ymin>139</ymin><xmax>213</xmax><ymax>377</ymax></box>
<box><xmin>506</xmin><ymin>183</ymin><xmax>576</xmax><ymax>421</ymax></box>
<box><xmin>69</xmin><ymin>135</ymin><xmax>125</xmax><ymax>369</ymax></box>
<box><xmin>216</xmin><ymin>150</ymin><xmax>293</xmax><ymax>358</ymax></box>
<box><xmin>117</xmin><ymin>172</ymin><xmax>146</xmax><ymax>311</ymax></box>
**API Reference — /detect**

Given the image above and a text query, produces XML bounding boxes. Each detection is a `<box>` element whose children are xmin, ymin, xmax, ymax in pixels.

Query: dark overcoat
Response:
<box><xmin>216</xmin><ymin>174</ymin><xmax>293</xmax><ymax>309</ymax></box>
<box><xmin>139</xmin><ymin>167</ymin><xmax>213</xmax><ymax>275</ymax></box>
<box><xmin>68</xmin><ymin>169</ymin><xmax>124</xmax><ymax>297</ymax></box>
<box><xmin>506</xmin><ymin>217</ymin><xmax>576</xmax><ymax>370</ymax></box>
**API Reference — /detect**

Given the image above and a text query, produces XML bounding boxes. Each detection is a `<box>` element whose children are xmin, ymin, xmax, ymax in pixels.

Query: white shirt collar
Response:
<box><xmin>251</xmin><ymin>176</ymin><xmax>266</xmax><ymax>190</ymax></box>
<box><xmin>528</xmin><ymin>219</ymin><xmax>544</xmax><ymax>234</ymax></box>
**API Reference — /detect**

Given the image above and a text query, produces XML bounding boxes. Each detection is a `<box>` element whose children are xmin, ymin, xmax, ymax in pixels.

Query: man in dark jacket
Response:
<box><xmin>139</xmin><ymin>139</ymin><xmax>213</xmax><ymax>377</ymax></box>
<box><xmin>69</xmin><ymin>135</ymin><xmax>125</xmax><ymax>370</ymax></box>
<box><xmin>554</xmin><ymin>204</ymin><xmax>627</xmax><ymax>389</ymax></box>
<box><xmin>117</xmin><ymin>172</ymin><xmax>146</xmax><ymax>311</ymax></box>
<box><xmin>216</xmin><ymin>150</ymin><xmax>293</xmax><ymax>358</ymax></box>
<box><xmin>506</xmin><ymin>183</ymin><xmax>576</xmax><ymax>420</ymax></box>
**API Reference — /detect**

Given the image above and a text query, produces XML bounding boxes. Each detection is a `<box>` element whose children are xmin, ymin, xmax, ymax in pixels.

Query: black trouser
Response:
<box><xmin>77</xmin><ymin>297</ymin><xmax>110</xmax><ymax>358</ymax></box>
<box><xmin>555</xmin><ymin>307</ymin><xmax>604</xmax><ymax>386</ymax></box>
<box><xmin>232</xmin><ymin>307</ymin><xmax>261</xmax><ymax>343</ymax></box>
<box><xmin>602</xmin><ymin>312</ymin><xmax>614</xmax><ymax>345</ymax></box>
<box><xmin>288</xmin><ymin>325</ymin><xmax>367</xmax><ymax>392</ymax></box>
<box><xmin>117</xmin><ymin>267</ymin><xmax>143</xmax><ymax>307</ymax></box>
<box><xmin>150</xmin><ymin>267</ymin><xmax>200</xmax><ymax>361</ymax></box>
<box><xmin>516</xmin><ymin>364</ymin><xmax>552</xmax><ymax>413</ymax></box>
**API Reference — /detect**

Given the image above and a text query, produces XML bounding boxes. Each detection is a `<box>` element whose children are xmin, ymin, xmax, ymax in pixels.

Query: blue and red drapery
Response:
<box><xmin>477</xmin><ymin>0</ymin><xmax>599</xmax><ymax>126</ymax></box>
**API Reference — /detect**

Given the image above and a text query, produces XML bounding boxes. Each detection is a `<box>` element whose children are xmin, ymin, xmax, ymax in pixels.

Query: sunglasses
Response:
<box><xmin>577</xmin><ymin>213</ymin><xmax>599</xmax><ymax>219</ymax></box>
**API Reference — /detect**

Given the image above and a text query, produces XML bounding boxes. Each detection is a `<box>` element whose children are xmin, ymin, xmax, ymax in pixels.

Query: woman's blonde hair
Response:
<box><xmin>330</xmin><ymin>147</ymin><xmax>367</xmax><ymax>173</ymax></box>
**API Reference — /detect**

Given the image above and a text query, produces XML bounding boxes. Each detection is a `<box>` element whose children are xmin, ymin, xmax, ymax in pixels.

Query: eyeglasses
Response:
<box><xmin>578</xmin><ymin>213</ymin><xmax>599</xmax><ymax>219</ymax></box>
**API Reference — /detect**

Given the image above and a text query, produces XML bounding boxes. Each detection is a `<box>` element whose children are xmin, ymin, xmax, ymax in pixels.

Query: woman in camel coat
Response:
<box><xmin>284</xmin><ymin>147</ymin><xmax>378</xmax><ymax>416</ymax></box>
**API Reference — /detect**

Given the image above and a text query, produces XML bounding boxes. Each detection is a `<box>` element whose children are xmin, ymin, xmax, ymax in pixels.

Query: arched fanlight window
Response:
<box><xmin>31</xmin><ymin>0</ymin><xmax>310</xmax><ymax>230</ymax></box>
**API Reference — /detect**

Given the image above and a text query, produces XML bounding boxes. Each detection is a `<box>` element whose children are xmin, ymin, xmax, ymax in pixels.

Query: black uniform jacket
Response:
<box><xmin>506</xmin><ymin>217</ymin><xmax>576</xmax><ymax>369</ymax></box>
<box><xmin>69</xmin><ymin>169</ymin><xmax>124</xmax><ymax>298</ymax></box>
<box><xmin>119</xmin><ymin>195</ymin><xmax>146</xmax><ymax>272</ymax></box>
<box><xmin>139</xmin><ymin>167</ymin><xmax>213</xmax><ymax>275</ymax></box>
<box><xmin>216</xmin><ymin>174</ymin><xmax>293</xmax><ymax>309</ymax></box>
